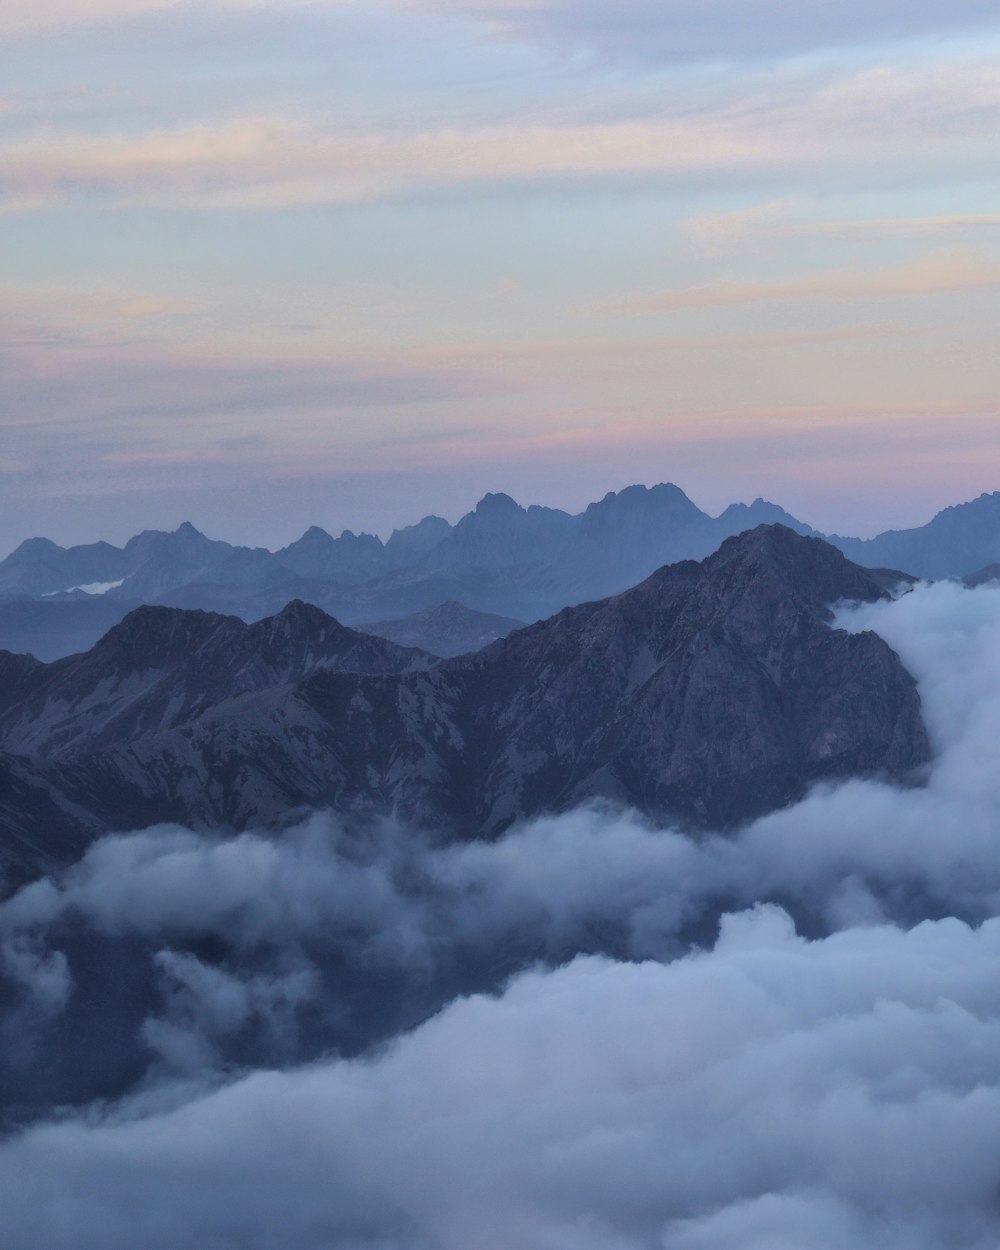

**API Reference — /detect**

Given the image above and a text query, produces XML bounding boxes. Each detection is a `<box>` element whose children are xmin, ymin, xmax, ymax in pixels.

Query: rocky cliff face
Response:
<box><xmin>0</xmin><ymin>528</ymin><xmax>929</xmax><ymax>881</ymax></box>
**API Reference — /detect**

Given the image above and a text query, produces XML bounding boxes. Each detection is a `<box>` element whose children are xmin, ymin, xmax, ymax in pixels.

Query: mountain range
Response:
<box><xmin>2</xmin><ymin>483</ymin><xmax>1000</xmax><ymax>663</ymax></box>
<box><xmin>0</xmin><ymin>526</ymin><xmax>928</xmax><ymax>887</ymax></box>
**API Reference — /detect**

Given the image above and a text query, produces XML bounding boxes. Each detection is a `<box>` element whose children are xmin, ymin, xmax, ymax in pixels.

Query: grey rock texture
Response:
<box><xmin>0</xmin><ymin>528</ymin><xmax>929</xmax><ymax>882</ymax></box>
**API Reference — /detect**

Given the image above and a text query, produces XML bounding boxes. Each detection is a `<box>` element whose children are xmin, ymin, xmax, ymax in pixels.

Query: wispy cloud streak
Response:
<box><xmin>410</xmin><ymin>0</ymin><xmax>1000</xmax><ymax>60</ymax></box>
<box><xmin>605</xmin><ymin>250</ymin><xmax>1000</xmax><ymax>314</ymax></box>
<box><xmin>1</xmin><ymin>57</ymin><xmax>997</xmax><ymax>210</ymax></box>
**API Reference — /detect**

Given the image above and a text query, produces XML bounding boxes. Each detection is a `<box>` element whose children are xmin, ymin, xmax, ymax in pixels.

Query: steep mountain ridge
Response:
<box><xmin>276</xmin><ymin>527</ymin><xmax>386</xmax><ymax>582</ymax></box>
<box><xmin>0</xmin><ymin>528</ymin><xmax>928</xmax><ymax>880</ymax></box>
<box><xmin>0</xmin><ymin>601</ymin><xmax>431</xmax><ymax>759</ymax></box>
<box><xmin>420</xmin><ymin>493</ymin><xmax>577</xmax><ymax>573</ymax></box>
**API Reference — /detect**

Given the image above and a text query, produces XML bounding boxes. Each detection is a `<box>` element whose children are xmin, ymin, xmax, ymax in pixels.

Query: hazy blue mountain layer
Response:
<box><xmin>4</xmin><ymin>483</ymin><xmax>996</xmax><ymax>663</ymax></box>
<box><xmin>0</xmin><ymin>484</ymin><xmax>813</xmax><ymax>658</ymax></box>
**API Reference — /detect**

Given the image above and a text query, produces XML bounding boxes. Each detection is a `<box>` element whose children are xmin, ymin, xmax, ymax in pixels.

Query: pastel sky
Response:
<box><xmin>2</xmin><ymin>0</ymin><xmax>999</xmax><ymax>553</ymax></box>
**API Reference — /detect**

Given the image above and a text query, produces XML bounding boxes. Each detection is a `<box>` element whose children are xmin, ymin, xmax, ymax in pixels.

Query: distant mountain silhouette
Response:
<box><xmin>0</xmin><ymin>483</ymin><xmax>816</xmax><ymax>658</ymax></box>
<box><xmin>827</xmin><ymin>491</ymin><xmax>1000</xmax><ymax>580</ymax></box>
<box><xmin>963</xmin><ymin>563</ymin><xmax>1000</xmax><ymax>588</ymax></box>
<box><xmin>4</xmin><ymin>482</ymin><xmax>999</xmax><ymax>663</ymax></box>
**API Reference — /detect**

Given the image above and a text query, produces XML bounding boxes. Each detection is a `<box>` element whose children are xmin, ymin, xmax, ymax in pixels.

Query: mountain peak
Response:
<box><xmin>124</xmin><ymin>522</ymin><xmax>212</xmax><ymax>553</ymax></box>
<box><xmin>697</xmin><ymin>523</ymin><xmax>906</xmax><ymax>616</ymax></box>
<box><xmin>580</xmin><ymin>483</ymin><xmax>706</xmax><ymax>544</ymax></box>
<box><xmin>710</xmin><ymin>522</ymin><xmax>839</xmax><ymax>570</ymax></box>
<box><xmin>648</xmin><ymin>482</ymin><xmax>695</xmax><ymax>501</ymax></box>
<box><xmin>337</xmin><ymin>529</ymin><xmax>383</xmax><ymax>548</ymax></box>
<box><xmin>92</xmin><ymin>604</ymin><xmax>238</xmax><ymax>670</ymax></box>
<box><xmin>389</xmin><ymin>515</ymin><xmax>450</xmax><ymax>539</ymax></box>
<box><xmin>9</xmin><ymin>536</ymin><xmax>63</xmax><ymax>560</ymax></box>
<box><xmin>590</xmin><ymin>482</ymin><xmax>702</xmax><ymax>515</ymax></box>
<box><xmin>474</xmin><ymin>492</ymin><xmax>523</xmax><ymax>517</ymax></box>
<box><xmin>274</xmin><ymin>598</ymin><xmax>340</xmax><ymax>627</ymax></box>
<box><xmin>935</xmin><ymin>491</ymin><xmax>1000</xmax><ymax>521</ymax></box>
<box><xmin>385</xmin><ymin>514</ymin><xmax>452</xmax><ymax>559</ymax></box>
<box><xmin>1</xmin><ymin>528</ymin><xmax>928</xmax><ymax>849</ymax></box>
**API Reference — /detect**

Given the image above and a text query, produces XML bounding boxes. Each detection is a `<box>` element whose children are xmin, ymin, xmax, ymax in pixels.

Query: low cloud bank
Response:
<box><xmin>2</xmin><ymin>578</ymin><xmax>1000</xmax><ymax>1245</ymax></box>
<box><xmin>3</xmin><ymin>908</ymin><xmax>1000</xmax><ymax>1249</ymax></box>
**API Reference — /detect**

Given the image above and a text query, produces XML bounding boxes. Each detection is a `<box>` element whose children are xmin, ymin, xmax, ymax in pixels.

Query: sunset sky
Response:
<box><xmin>2</xmin><ymin>0</ymin><xmax>999</xmax><ymax>553</ymax></box>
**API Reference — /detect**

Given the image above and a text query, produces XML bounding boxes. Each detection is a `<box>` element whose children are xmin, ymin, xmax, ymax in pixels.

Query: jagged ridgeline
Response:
<box><xmin>0</xmin><ymin>528</ymin><xmax>929</xmax><ymax>885</ymax></box>
<box><xmin>0</xmin><ymin>485</ymin><xmax>811</xmax><ymax>660</ymax></box>
<box><xmin>3</xmin><ymin>484</ymin><xmax>1000</xmax><ymax>664</ymax></box>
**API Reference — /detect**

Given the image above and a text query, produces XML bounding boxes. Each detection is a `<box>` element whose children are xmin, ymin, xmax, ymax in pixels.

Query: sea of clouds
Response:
<box><xmin>2</xmin><ymin>579</ymin><xmax>1000</xmax><ymax>1248</ymax></box>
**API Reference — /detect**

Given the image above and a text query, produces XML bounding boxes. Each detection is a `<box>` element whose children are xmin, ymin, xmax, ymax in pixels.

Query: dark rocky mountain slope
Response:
<box><xmin>0</xmin><ymin>528</ymin><xmax>928</xmax><ymax>885</ymax></box>
<box><xmin>0</xmin><ymin>600</ymin><xmax>431</xmax><ymax>759</ymax></box>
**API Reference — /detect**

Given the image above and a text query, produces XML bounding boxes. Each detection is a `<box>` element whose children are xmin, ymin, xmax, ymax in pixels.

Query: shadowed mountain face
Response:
<box><xmin>0</xmin><ymin>600</ymin><xmax>432</xmax><ymax>759</ymax></box>
<box><xmin>0</xmin><ymin>528</ymin><xmax>929</xmax><ymax>883</ymax></box>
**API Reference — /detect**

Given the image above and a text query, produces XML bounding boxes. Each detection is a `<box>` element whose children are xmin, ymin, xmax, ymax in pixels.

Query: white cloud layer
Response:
<box><xmin>3</xmin><ymin>578</ymin><xmax>1000</xmax><ymax>1245</ymax></box>
<box><xmin>5</xmin><ymin>908</ymin><xmax>1000</xmax><ymax>1249</ymax></box>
